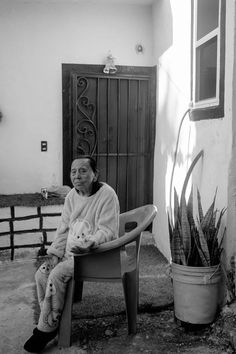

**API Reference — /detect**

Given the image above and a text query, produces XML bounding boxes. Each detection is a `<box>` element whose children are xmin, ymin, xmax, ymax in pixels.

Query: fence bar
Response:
<box><xmin>0</xmin><ymin>212</ymin><xmax>61</xmax><ymax>223</ymax></box>
<box><xmin>0</xmin><ymin>205</ymin><xmax>62</xmax><ymax>261</ymax></box>
<box><xmin>38</xmin><ymin>207</ymin><xmax>43</xmax><ymax>230</ymax></box>
<box><xmin>9</xmin><ymin>206</ymin><xmax>15</xmax><ymax>260</ymax></box>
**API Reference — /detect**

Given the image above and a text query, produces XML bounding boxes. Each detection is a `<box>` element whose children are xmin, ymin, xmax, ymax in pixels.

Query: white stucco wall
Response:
<box><xmin>225</xmin><ymin>0</ymin><xmax>236</xmax><ymax>262</ymax></box>
<box><xmin>152</xmin><ymin>0</ymin><xmax>234</xmax><ymax>260</ymax></box>
<box><xmin>2</xmin><ymin>0</ymin><xmax>235</xmax><ymax>264</ymax></box>
<box><xmin>0</xmin><ymin>0</ymin><xmax>153</xmax><ymax>194</ymax></box>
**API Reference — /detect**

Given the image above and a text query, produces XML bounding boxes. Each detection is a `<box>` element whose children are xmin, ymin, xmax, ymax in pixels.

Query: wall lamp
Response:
<box><xmin>103</xmin><ymin>52</ymin><xmax>117</xmax><ymax>74</ymax></box>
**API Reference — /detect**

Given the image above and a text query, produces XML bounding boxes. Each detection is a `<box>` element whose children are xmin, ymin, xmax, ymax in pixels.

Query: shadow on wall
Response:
<box><xmin>153</xmin><ymin>0</ymin><xmax>173</xmax><ymax>59</ymax></box>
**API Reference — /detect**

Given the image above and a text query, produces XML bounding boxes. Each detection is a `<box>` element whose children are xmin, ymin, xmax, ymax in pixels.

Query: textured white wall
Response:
<box><xmin>225</xmin><ymin>0</ymin><xmax>236</xmax><ymax>263</ymax></box>
<box><xmin>0</xmin><ymin>0</ymin><xmax>153</xmax><ymax>193</ymax></box>
<box><xmin>152</xmin><ymin>0</ymin><xmax>233</xmax><ymax>260</ymax></box>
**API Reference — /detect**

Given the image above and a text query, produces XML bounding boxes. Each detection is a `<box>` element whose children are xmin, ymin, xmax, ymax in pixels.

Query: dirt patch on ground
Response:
<box><xmin>32</xmin><ymin>245</ymin><xmax>234</xmax><ymax>353</ymax></box>
<box><xmin>1</xmin><ymin>242</ymin><xmax>235</xmax><ymax>353</ymax></box>
<box><xmin>69</xmin><ymin>309</ymin><xmax>233</xmax><ymax>353</ymax></box>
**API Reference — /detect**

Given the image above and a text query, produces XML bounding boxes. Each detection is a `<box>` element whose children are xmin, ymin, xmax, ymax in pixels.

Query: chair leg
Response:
<box><xmin>122</xmin><ymin>270</ymin><xmax>137</xmax><ymax>334</ymax></box>
<box><xmin>74</xmin><ymin>281</ymin><xmax>83</xmax><ymax>303</ymax></box>
<box><xmin>58</xmin><ymin>278</ymin><xmax>74</xmax><ymax>348</ymax></box>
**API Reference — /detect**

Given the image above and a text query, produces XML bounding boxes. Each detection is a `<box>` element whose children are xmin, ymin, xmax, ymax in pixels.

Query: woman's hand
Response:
<box><xmin>51</xmin><ymin>255</ymin><xmax>60</xmax><ymax>266</ymax></box>
<box><xmin>70</xmin><ymin>239</ymin><xmax>97</xmax><ymax>254</ymax></box>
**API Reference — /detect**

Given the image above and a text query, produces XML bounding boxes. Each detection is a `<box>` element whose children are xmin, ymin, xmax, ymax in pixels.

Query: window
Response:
<box><xmin>191</xmin><ymin>0</ymin><xmax>225</xmax><ymax>120</ymax></box>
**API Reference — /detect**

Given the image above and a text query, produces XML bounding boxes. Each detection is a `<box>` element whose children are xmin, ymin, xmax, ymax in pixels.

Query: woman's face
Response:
<box><xmin>70</xmin><ymin>158</ymin><xmax>97</xmax><ymax>193</ymax></box>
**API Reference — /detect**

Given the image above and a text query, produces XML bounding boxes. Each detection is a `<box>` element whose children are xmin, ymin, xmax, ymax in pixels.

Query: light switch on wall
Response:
<box><xmin>41</xmin><ymin>141</ymin><xmax>47</xmax><ymax>151</ymax></box>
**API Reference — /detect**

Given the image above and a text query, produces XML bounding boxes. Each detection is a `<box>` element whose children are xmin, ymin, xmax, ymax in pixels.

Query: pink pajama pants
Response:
<box><xmin>35</xmin><ymin>258</ymin><xmax>74</xmax><ymax>333</ymax></box>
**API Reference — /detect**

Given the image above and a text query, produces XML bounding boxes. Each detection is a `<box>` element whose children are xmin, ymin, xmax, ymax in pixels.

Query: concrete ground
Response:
<box><xmin>0</xmin><ymin>234</ymin><xmax>236</xmax><ymax>354</ymax></box>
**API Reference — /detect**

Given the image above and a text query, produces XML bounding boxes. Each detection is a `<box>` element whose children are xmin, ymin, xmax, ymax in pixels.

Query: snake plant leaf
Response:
<box><xmin>180</xmin><ymin>195</ymin><xmax>191</xmax><ymax>260</ymax></box>
<box><xmin>205</xmin><ymin>210</ymin><xmax>217</xmax><ymax>243</ymax></box>
<box><xmin>171</xmin><ymin>231</ymin><xmax>179</xmax><ymax>264</ymax></box>
<box><xmin>197</xmin><ymin>219</ymin><xmax>211</xmax><ymax>266</ymax></box>
<box><xmin>187</xmin><ymin>185</ymin><xmax>195</xmax><ymax>228</ymax></box>
<box><xmin>168</xmin><ymin>148</ymin><xmax>225</xmax><ymax>267</ymax></box>
<box><xmin>180</xmin><ymin>150</ymin><xmax>204</xmax><ymax>205</ymax></box>
<box><xmin>218</xmin><ymin>223</ymin><xmax>226</xmax><ymax>248</ymax></box>
<box><xmin>174</xmin><ymin>187</ymin><xmax>180</xmax><ymax>227</ymax></box>
<box><xmin>187</xmin><ymin>228</ymin><xmax>202</xmax><ymax>266</ymax></box>
<box><xmin>212</xmin><ymin>209</ymin><xmax>217</xmax><ymax>230</ymax></box>
<box><xmin>216</xmin><ymin>227</ymin><xmax>226</xmax><ymax>262</ymax></box>
<box><xmin>168</xmin><ymin>212</ymin><xmax>173</xmax><ymax>244</ymax></box>
<box><xmin>211</xmin><ymin>208</ymin><xmax>226</xmax><ymax>250</ymax></box>
<box><xmin>172</xmin><ymin>222</ymin><xmax>187</xmax><ymax>265</ymax></box>
<box><xmin>211</xmin><ymin>239</ymin><xmax>220</xmax><ymax>265</ymax></box>
<box><xmin>201</xmin><ymin>189</ymin><xmax>217</xmax><ymax>232</ymax></box>
<box><xmin>210</xmin><ymin>213</ymin><xmax>226</xmax><ymax>264</ymax></box>
<box><xmin>197</xmin><ymin>188</ymin><xmax>204</xmax><ymax>223</ymax></box>
<box><xmin>216</xmin><ymin>207</ymin><xmax>227</xmax><ymax>234</ymax></box>
<box><xmin>192</xmin><ymin>225</ymin><xmax>209</xmax><ymax>266</ymax></box>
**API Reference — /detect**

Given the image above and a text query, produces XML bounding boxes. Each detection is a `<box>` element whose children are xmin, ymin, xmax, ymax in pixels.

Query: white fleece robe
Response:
<box><xmin>35</xmin><ymin>183</ymin><xmax>119</xmax><ymax>332</ymax></box>
<box><xmin>47</xmin><ymin>182</ymin><xmax>120</xmax><ymax>258</ymax></box>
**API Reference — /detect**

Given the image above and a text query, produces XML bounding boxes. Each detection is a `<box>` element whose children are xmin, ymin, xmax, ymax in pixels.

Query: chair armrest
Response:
<box><xmin>73</xmin><ymin>204</ymin><xmax>157</xmax><ymax>258</ymax></box>
<box><xmin>73</xmin><ymin>227</ymin><xmax>142</xmax><ymax>258</ymax></box>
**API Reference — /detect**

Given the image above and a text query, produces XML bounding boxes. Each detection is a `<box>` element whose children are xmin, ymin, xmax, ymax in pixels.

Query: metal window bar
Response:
<box><xmin>106</xmin><ymin>78</ymin><xmax>110</xmax><ymax>182</ymax></box>
<box><xmin>136</xmin><ymin>80</ymin><xmax>140</xmax><ymax>208</ymax></box>
<box><xmin>96</xmin><ymin>77</ymin><xmax>100</xmax><ymax>159</ymax></box>
<box><xmin>126</xmin><ymin>79</ymin><xmax>130</xmax><ymax>211</ymax></box>
<box><xmin>116</xmin><ymin>78</ymin><xmax>120</xmax><ymax>195</ymax></box>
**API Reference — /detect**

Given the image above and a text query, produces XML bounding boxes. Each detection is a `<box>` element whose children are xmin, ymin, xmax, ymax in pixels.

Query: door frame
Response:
<box><xmin>62</xmin><ymin>64</ymin><xmax>157</xmax><ymax>205</ymax></box>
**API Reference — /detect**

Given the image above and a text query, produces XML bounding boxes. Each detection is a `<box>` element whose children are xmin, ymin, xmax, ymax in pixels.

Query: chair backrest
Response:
<box><xmin>119</xmin><ymin>204</ymin><xmax>157</xmax><ymax>237</ymax></box>
<box><xmin>73</xmin><ymin>204</ymin><xmax>157</xmax><ymax>281</ymax></box>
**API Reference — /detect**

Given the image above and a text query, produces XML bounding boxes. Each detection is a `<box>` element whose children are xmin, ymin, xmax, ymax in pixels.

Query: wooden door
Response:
<box><xmin>62</xmin><ymin>64</ymin><xmax>156</xmax><ymax>212</ymax></box>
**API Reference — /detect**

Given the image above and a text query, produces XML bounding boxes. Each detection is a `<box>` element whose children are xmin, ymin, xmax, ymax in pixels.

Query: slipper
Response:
<box><xmin>24</xmin><ymin>327</ymin><xmax>57</xmax><ymax>353</ymax></box>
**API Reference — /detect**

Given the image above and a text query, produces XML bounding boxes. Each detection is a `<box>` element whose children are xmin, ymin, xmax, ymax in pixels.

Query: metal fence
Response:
<box><xmin>0</xmin><ymin>206</ymin><xmax>61</xmax><ymax>260</ymax></box>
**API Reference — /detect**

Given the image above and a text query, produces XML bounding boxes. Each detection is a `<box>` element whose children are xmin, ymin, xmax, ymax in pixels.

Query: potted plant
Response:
<box><xmin>168</xmin><ymin>150</ymin><xmax>226</xmax><ymax>324</ymax></box>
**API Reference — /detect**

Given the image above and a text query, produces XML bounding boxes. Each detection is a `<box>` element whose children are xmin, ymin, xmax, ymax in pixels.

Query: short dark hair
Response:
<box><xmin>72</xmin><ymin>155</ymin><xmax>98</xmax><ymax>173</ymax></box>
<box><xmin>86</xmin><ymin>156</ymin><xmax>98</xmax><ymax>174</ymax></box>
<box><xmin>71</xmin><ymin>155</ymin><xmax>101</xmax><ymax>195</ymax></box>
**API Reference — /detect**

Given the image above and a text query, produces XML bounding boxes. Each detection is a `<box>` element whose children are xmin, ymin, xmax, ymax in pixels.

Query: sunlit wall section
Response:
<box><xmin>152</xmin><ymin>0</ymin><xmax>233</xmax><ymax>260</ymax></box>
<box><xmin>152</xmin><ymin>0</ymin><xmax>193</xmax><ymax>259</ymax></box>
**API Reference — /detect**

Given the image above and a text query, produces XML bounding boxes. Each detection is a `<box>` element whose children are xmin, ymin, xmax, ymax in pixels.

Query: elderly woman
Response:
<box><xmin>24</xmin><ymin>156</ymin><xmax>120</xmax><ymax>353</ymax></box>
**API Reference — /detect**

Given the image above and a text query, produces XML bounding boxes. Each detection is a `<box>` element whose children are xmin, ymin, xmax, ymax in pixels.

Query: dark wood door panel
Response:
<box><xmin>62</xmin><ymin>64</ymin><xmax>156</xmax><ymax>213</ymax></box>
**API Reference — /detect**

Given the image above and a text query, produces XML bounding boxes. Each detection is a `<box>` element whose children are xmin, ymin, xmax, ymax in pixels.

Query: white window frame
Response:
<box><xmin>192</xmin><ymin>0</ymin><xmax>221</xmax><ymax>109</ymax></box>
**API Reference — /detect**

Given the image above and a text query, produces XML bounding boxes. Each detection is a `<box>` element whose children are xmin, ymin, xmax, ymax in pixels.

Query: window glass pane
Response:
<box><xmin>195</xmin><ymin>36</ymin><xmax>217</xmax><ymax>102</ymax></box>
<box><xmin>197</xmin><ymin>0</ymin><xmax>219</xmax><ymax>40</ymax></box>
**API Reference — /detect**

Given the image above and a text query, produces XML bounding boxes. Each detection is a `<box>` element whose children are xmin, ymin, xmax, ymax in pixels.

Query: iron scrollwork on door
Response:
<box><xmin>75</xmin><ymin>76</ymin><xmax>97</xmax><ymax>156</ymax></box>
